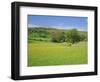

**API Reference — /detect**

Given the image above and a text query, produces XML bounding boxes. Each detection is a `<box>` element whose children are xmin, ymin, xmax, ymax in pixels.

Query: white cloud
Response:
<box><xmin>28</xmin><ymin>24</ymin><xmax>87</xmax><ymax>31</ymax></box>
<box><xmin>28</xmin><ymin>24</ymin><xmax>40</xmax><ymax>28</ymax></box>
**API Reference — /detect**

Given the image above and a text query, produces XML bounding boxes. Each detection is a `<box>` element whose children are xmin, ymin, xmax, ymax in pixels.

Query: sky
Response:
<box><xmin>28</xmin><ymin>15</ymin><xmax>88</xmax><ymax>31</ymax></box>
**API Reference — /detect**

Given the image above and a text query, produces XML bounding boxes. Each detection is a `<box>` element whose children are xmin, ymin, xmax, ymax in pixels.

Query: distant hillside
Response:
<box><xmin>28</xmin><ymin>27</ymin><xmax>87</xmax><ymax>43</ymax></box>
<box><xmin>28</xmin><ymin>27</ymin><xmax>87</xmax><ymax>36</ymax></box>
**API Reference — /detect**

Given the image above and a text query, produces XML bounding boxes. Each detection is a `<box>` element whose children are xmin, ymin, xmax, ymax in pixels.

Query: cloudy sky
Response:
<box><xmin>28</xmin><ymin>15</ymin><xmax>88</xmax><ymax>31</ymax></box>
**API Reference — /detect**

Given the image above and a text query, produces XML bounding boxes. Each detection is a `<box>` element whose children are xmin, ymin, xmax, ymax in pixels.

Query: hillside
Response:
<box><xmin>28</xmin><ymin>27</ymin><xmax>87</xmax><ymax>43</ymax></box>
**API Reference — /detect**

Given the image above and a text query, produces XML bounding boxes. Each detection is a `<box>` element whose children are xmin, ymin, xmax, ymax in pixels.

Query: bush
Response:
<box><xmin>67</xmin><ymin>43</ymin><xmax>72</xmax><ymax>47</ymax></box>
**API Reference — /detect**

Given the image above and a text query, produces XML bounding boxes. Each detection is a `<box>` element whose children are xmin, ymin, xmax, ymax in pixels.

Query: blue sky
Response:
<box><xmin>28</xmin><ymin>15</ymin><xmax>88</xmax><ymax>31</ymax></box>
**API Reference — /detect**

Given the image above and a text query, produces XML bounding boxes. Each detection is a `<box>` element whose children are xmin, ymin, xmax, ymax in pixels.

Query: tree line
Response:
<box><xmin>51</xmin><ymin>29</ymin><xmax>87</xmax><ymax>44</ymax></box>
<box><xmin>28</xmin><ymin>28</ymin><xmax>87</xmax><ymax>44</ymax></box>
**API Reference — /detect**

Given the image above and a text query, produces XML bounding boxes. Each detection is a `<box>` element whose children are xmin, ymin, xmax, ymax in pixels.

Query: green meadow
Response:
<box><xmin>28</xmin><ymin>42</ymin><xmax>87</xmax><ymax>66</ymax></box>
<box><xmin>28</xmin><ymin>27</ymin><xmax>88</xmax><ymax>66</ymax></box>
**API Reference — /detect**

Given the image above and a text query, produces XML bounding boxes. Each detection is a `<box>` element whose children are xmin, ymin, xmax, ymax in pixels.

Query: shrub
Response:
<box><xmin>67</xmin><ymin>43</ymin><xmax>72</xmax><ymax>47</ymax></box>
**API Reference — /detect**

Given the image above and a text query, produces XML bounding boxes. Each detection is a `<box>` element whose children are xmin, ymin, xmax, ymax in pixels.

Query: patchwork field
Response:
<box><xmin>28</xmin><ymin>42</ymin><xmax>88</xmax><ymax>66</ymax></box>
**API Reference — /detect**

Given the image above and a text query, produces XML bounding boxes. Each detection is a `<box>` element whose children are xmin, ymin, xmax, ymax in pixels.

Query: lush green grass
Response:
<box><xmin>28</xmin><ymin>42</ymin><xmax>88</xmax><ymax>66</ymax></box>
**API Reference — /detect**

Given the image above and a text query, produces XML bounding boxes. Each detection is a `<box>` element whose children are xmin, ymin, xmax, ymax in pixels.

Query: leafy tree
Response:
<box><xmin>66</xmin><ymin>29</ymin><xmax>80</xmax><ymax>44</ymax></box>
<box><xmin>79</xmin><ymin>33</ymin><xmax>87</xmax><ymax>41</ymax></box>
<box><xmin>51</xmin><ymin>32</ymin><xmax>66</xmax><ymax>43</ymax></box>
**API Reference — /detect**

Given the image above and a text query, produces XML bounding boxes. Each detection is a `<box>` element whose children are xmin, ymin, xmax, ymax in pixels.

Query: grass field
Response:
<box><xmin>28</xmin><ymin>41</ymin><xmax>88</xmax><ymax>66</ymax></box>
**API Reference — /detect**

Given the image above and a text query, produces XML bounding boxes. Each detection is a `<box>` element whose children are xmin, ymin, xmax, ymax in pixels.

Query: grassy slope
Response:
<box><xmin>28</xmin><ymin>42</ymin><xmax>88</xmax><ymax>66</ymax></box>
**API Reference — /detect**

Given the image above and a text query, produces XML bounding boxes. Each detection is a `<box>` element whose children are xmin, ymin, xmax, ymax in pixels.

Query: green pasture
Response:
<box><xmin>28</xmin><ymin>42</ymin><xmax>88</xmax><ymax>66</ymax></box>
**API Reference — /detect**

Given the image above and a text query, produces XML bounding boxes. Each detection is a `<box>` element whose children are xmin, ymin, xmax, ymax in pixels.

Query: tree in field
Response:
<box><xmin>79</xmin><ymin>33</ymin><xmax>87</xmax><ymax>41</ymax></box>
<box><xmin>66</xmin><ymin>29</ymin><xmax>80</xmax><ymax>44</ymax></box>
<box><xmin>51</xmin><ymin>32</ymin><xmax>66</xmax><ymax>43</ymax></box>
